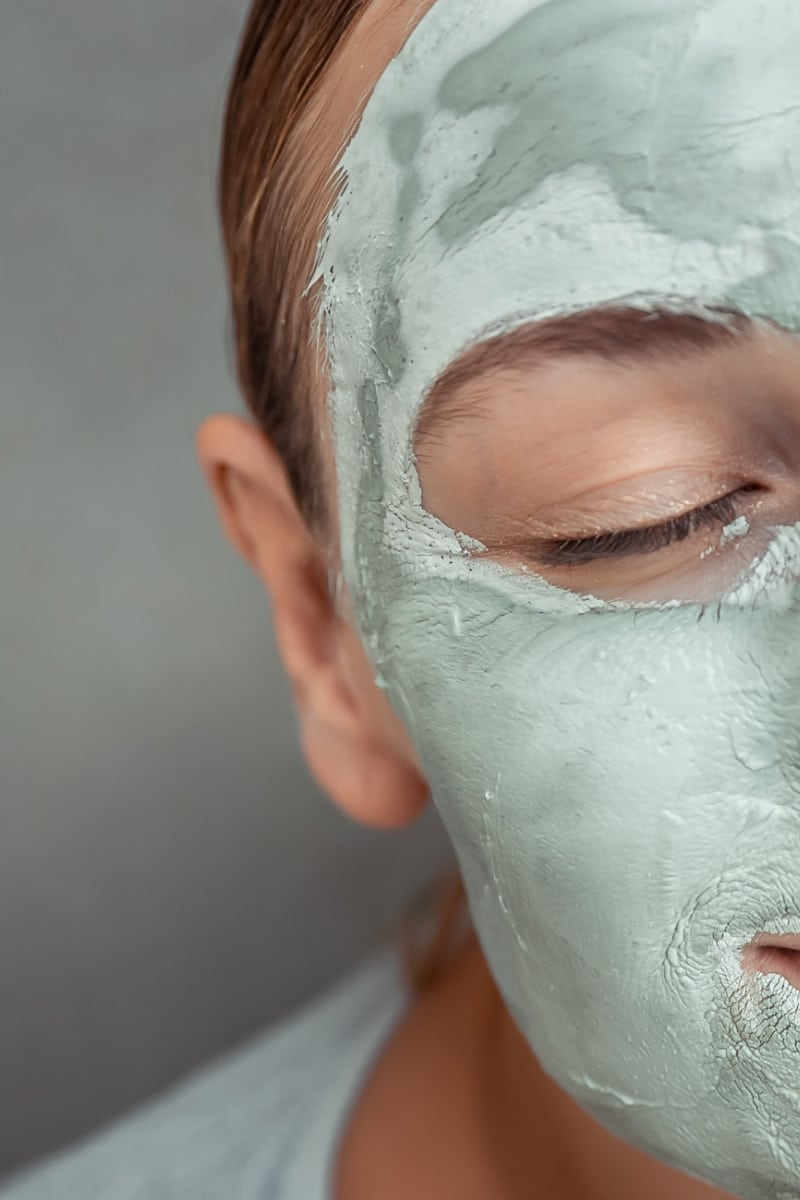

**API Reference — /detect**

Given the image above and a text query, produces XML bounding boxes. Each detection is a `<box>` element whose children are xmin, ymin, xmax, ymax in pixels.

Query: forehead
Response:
<box><xmin>313</xmin><ymin>0</ymin><xmax>800</xmax><ymax>557</ymax></box>
<box><xmin>316</xmin><ymin>0</ymin><xmax>800</xmax><ymax>387</ymax></box>
<box><xmin>433</xmin><ymin>0</ymin><xmax>798</xmax><ymax>244</ymax></box>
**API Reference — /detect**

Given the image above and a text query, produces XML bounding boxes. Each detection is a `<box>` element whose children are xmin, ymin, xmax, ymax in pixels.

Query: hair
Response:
<box><xmin>217</xmin><ymin>0</ymin><xmax>468</xmax><ymax>993</ymax></box>
<box><xmin>217</xmin><ymin>0</ymin><xmax>372</xmax><ymax>536</ymax></box>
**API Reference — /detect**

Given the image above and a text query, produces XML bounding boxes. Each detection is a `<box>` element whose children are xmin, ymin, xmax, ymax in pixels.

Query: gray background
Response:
<box><xmin>0</xmin><ymin>1</ymin><xmax>452</xmax><ymax>1182</ymax></box>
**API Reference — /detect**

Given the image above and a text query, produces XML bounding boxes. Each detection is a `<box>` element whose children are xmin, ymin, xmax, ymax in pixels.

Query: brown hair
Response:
<box><xmin>217</xmin><ymin>1</ymin><xmax>468</xmax><ymax>992</ymax></box>
<box><xmin>217</xmin><ymin>0</ymin><xmax>372</xmax><ymax>535</ymax></box>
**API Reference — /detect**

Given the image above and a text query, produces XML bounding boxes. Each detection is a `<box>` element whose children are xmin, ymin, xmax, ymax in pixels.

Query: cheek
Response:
<box><xmin>384</xmin><ymin>581</ymin><xmax>800</xmax><ymax>1127</ymax></box>
<box><xmin>381</xmin><ymin>575</ymin><xmax>800</xmax><ymax>954</ymax></box>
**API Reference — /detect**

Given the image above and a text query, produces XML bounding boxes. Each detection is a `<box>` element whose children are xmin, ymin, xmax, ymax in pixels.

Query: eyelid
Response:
<box><xmin>527</xmin><ymin>484</ymin><xmax>765</xmax><ymax>568</ymax></box>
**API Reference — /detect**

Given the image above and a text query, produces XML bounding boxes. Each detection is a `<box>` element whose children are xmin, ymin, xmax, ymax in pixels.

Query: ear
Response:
<box><xmin>195</xmin><ymin>413</ymin><xmax>429</xmax><ymax>830</ymax></box>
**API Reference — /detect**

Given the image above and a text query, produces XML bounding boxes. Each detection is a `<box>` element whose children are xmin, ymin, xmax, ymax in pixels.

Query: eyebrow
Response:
<box><xmin>413</xmin><ymin>304</ymin><xmax>755</xmax><ymax>447</ymax></box>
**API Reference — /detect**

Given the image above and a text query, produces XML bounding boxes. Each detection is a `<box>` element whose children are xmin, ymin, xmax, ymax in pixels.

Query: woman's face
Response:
<box><xmin>308</xmin><ymin>0</ymin><xmax>800</xmax><ymax>1196</ymax></box>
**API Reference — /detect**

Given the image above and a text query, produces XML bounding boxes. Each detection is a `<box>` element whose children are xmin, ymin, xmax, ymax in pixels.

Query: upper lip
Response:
<box><xmin>742</xmin><ymin>933</ymin><xmax>800</xmax><ymax>989</ymax></box>
<box><xmin>749</xmin><ymin>932</ymin><xmax>800</xmax><ymax>952</ymax></box>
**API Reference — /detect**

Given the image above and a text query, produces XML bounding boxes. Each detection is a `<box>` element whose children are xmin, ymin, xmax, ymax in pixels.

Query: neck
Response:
<box><xmin>335</xmin><ymin>928</ymin><xmax>741</xmax><ymax>1199</ymax></box>
<box><xmin>473</xmin><ymin>936</ymin><xmax>736</xmax><ymax>1200</ymax></box>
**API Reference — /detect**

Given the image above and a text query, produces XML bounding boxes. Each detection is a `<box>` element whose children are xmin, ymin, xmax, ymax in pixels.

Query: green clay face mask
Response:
<box><xmin>312</xmin><ymin>2</ymin><xmax>800</xmax><ymax>1195</ymax></box>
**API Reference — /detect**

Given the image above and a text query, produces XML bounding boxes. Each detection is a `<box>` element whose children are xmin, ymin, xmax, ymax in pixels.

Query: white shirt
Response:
<box><xmin>0</xmin><ymin>945</ymin><xmax>411</xmax><ymax>1199</ymax></box>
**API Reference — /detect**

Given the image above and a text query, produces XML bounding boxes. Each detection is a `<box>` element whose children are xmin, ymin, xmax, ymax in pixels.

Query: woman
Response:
<box><xmin>4</xmin><ymin>0</ymin><xmax>800</xmax><ymax>1196</ymax></box>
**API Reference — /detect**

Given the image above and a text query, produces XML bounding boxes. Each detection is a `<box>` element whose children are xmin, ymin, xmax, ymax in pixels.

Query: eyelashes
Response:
<box><xmin>534</xmin><ymin>484</ymin><xmax>763</xmax><ymax>568</ymax></box>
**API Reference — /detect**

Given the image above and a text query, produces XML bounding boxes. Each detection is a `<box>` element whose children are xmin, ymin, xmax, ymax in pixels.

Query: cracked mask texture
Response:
<box><xmin>312</xmin><ymin>2</ymin><xmax>800</xmax><ymax>1196</ymax></box>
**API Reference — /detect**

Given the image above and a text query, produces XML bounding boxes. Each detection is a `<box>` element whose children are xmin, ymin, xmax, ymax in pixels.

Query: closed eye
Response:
<box><xmin>531</xmin><ymin>484</ymin><xmax>765</xmax><ymax>568</ymax></box>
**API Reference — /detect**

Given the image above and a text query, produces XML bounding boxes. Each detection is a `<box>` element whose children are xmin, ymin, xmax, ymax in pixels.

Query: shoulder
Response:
<box><xmin>0</xmin><ymin>946</ymin><xmax>410</xmax><ymax>1200</ymax></box>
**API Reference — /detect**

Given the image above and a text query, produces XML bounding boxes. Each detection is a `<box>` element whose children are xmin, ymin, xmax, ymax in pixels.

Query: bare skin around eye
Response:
<box><xmin>414</xmin><ymin>329</ymin><xmax>800</xmax><ymax>603</ymax></box>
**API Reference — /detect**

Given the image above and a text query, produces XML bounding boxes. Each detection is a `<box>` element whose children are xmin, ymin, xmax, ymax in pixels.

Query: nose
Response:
<box><xmin>741</xmin><ymin>933</ymin><xmax>800</xmax><ymax>991</ymax></box>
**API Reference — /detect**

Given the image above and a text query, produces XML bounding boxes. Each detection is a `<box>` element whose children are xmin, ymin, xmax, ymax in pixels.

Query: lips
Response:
<box><xmin>741</xmin><ymin>933</ymin><xmax>800</xmax><ymax>991</ymax></box>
